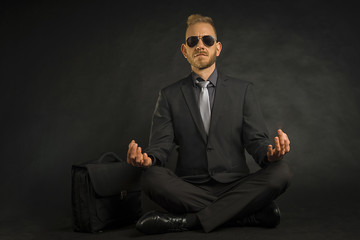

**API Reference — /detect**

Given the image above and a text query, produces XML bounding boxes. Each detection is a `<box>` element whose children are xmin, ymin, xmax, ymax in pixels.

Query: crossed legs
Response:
<box><xmin>141</xmin><ymin>161</ymin><xmax>292</xmax><ymax>232</ymax></box>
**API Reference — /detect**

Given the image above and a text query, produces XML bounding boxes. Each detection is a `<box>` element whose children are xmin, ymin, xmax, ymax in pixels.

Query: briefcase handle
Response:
<box><xmin>98</xmin><ymin>152</ymin><xmax>123</xmax><ymax>163</ymax></box>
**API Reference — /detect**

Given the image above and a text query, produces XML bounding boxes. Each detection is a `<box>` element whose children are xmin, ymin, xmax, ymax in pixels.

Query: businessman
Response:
<box><xmin>127</xmin><ymin>14</ymin><xmax>292</xmax><ymax>234</ymax></box>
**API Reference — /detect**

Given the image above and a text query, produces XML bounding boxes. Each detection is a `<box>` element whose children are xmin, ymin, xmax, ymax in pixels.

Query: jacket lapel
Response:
<box><xmin>208</xmin><ymin>72</ymin><xmax>229</xmax><ymax>136</ymax></box>
<box><xmin>180</xmin><ymin>75</ymin><xmax>208</xmax><ymax>143</ymax></box>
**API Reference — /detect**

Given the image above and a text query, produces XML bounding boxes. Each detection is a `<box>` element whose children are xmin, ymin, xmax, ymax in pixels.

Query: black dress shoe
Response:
<box><xmin>136</xmin><ymin>211</ymin><xmax>189</xmax><ymax>234</ymax></box>
<box><xmin>235</xmin><ymin>202</ymin><xmax>281</xmax><ymax>228</ymax></box>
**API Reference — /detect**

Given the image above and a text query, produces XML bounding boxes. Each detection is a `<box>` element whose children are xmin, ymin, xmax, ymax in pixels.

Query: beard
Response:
<box><xmin>187</xmin><ymin>50</ymin><xmax>217</xmax><ymax>70</ymax></box>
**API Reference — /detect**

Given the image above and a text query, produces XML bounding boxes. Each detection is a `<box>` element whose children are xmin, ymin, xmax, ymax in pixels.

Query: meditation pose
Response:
<box><xmin>127</xmin><ymin>14</ymin><xmax>292</xmax><ymax>234</ymax></box>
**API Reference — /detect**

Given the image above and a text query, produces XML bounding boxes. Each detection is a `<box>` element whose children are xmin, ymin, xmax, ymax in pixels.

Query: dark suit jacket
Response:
<box><xmin>145</xmin><ymin>71</ymin><xmax>271</xmax><ymax>183</ymax></box>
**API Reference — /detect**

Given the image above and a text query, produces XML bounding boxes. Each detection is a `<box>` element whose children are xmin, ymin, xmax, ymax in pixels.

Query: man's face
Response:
<box><xmin>181</xmin><ymin>22</ymin><xmax>222</xmax><ymax>70</ymax></box>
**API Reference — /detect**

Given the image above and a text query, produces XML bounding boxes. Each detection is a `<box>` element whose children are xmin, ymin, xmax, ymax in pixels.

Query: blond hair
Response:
<box><xmin>186</xmin><ymin>14</ymin><xmax>217</xmax><ymax>37</ymax></box>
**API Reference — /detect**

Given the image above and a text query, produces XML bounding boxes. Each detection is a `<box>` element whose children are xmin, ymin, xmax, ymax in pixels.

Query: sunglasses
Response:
<box><xmin>186</xmin><ymin>35</ymin><xmax>216</xmax><ymax>48</ymax></box>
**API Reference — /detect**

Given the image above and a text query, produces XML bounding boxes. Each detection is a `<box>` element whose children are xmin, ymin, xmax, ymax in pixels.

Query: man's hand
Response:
<box><xmin>127</xmin><ymin>140</ymin><xmax>152</xmax><ymax>167</ymax></box>
<box><xmin>267</xmin><ymin>129</ymin><xmax>290</xmax><ymax>162</ymax></box>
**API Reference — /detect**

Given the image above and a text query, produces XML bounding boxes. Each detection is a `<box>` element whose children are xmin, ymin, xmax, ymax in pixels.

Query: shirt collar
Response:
<box><xmin>191</xmin><ymin>68</ymin><xmax>218</xmax><ymax>87</ymax></box>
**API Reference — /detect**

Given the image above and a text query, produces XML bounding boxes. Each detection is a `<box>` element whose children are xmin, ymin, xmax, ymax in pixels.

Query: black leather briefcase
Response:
<box><xmin>71</xmin><ymin>152</ymin><xmax>143</xmax><ymax>233</ymax></box>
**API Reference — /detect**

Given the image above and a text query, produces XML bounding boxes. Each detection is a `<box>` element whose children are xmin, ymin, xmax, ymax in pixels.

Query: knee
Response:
<box><xmin>267</xmin><ymin>161</ymin><xmax>293</xmax><ymax>193</ymax></box>
<box><xmin>140</xmin><ymin>166</ymin><xmax>171</xmax><ymax>195</ymax></box>
<box><xmin>140</xmin><ymin>166</ymin><xmax>160</xmax><ymax>193</ymax></box>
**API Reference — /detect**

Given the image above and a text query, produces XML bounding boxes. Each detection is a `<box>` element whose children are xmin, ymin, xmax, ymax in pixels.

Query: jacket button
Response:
<box><xmin>206</xmin><ymin>147</ymin><xmax>212</xmax><ymax>152</ymax></box>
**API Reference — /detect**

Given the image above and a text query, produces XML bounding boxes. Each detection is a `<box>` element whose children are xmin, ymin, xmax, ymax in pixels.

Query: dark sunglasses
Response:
<box><xmin>186</xmin><ymin>35</ymin><xmax>216</xmax><ymax>48</ymax></box>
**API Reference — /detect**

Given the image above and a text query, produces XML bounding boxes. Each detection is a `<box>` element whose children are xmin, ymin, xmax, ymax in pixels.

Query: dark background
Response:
<box><xmin>1</xmin><ymin>0</ymin><xmax>360</xmax><ymax>239</ymax></box>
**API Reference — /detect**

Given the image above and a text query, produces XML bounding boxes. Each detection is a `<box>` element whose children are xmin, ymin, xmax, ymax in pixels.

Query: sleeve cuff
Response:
<box><xmin>148</xmin><ymin>154</ymin><xmax>158</xmax><ymax>166</ymax></box>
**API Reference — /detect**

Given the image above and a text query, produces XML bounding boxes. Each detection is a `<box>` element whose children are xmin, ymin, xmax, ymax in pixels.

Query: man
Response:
<box><xmin>127</xmin><ymin>14</ymin><xmax>292</xmax><ymax>234</ymax></box>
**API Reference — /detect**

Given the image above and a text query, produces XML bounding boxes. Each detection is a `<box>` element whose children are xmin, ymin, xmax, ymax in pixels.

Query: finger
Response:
<box><xmin>283</xmin><ymin>133</ymin><xmax>290</xmax><ymax>143</ymax></box>
<box><xmin>267</xmin><ymin>145</ymin><xmax>274</xmax><ymax>156</ymax></box>
<box><xmin>127</xmin><ymin>140</ymin><xmax>135</xmax><ymax>163</ymax></box>
<box><xmin>275</xmin><ymin>137</ymin><xmax>281</xmax><ymax>156</ymax></box>
<box><xmin>139</xmin><ymin>147</ymin><xmax>145</xmax><ymax>165</ymax></box>
<box><xmin>268</xmin><ymin>145</ymin><xmax>278</xmax><ymax>162</ymax></box>
<box><xmin>267</xmin><ymin>145</ymin><xmax>273</xmax><ymax>160</ymax></box>
<box><xmin>136</xmin><ymin>147</ymin><xmax>143</xmax><ymax>164</ymax></box>
<box><xmin>128</xmin><ymin>140</ymin><xmax>135</xmax><ymax>149</ymax></box>
<box><xmin>278</xmin><ymin>130</ymin><xmax>285</xmax><ymax>150</ymax></box>
<box><xmin>277</xmin><ymin>129</ymin><xmax>286</xmax><ymax>154</ymax></box>
<box><xmin>143</xmin><ymin>153</ymin><xmax>152</xmax><ymax>167</ymax></box>
<box><xmin>275</xmin><ymin>136</ymin><xmax>280</xmax><ymax>151</ymax></box>
<box><xmin>129</xmin><ymin>143</ymin><xmax>138</xmax><ymax>162</ymax></box>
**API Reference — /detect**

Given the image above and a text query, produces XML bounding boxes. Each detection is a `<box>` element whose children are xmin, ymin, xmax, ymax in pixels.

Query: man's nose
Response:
<box><xmin>196</xmin><ymin>37</ymin><xmax>206</xmax><ymax>49</ymax></box>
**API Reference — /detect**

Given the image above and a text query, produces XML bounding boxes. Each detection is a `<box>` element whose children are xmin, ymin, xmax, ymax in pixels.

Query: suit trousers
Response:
<box><xmin>141</xmin><ymin>161</ymin><xmax>292</xmax><ymax>233</ymax></box>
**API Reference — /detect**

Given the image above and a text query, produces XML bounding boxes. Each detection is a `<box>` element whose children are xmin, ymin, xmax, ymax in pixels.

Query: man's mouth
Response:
<box><xmin>194</xmin><ymin>52</ymin><xmax>208</xmax><ymax>57</ymax></box>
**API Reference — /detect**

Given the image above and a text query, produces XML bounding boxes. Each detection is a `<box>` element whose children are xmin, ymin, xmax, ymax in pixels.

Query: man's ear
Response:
<box><xmin>216</xmin><ymin>41</ymin><xmax>222</xmax><ymax>57</ymax></box>
<box><xmin>181</xmin><ymin>43</ymin><xmax>187</xmax><ymax>58</ymax></box>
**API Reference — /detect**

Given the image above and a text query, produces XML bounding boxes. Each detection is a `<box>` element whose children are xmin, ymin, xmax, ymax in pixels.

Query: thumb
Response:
<box><xmin>143</xmin><ymin>153</ymin><xmax>152</xmax><ymax>167</ymax></box>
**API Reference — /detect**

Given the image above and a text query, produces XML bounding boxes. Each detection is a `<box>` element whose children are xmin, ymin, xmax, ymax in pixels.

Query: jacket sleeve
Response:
<box><xmin>242</xmin><ymin>83</ymin><xmax>271</xmax><ymax>168</ymax></box>
<box><xmin>144</xmin><ymin>89</ymin><xmax>175</xmax><ymax>166</ymax></box>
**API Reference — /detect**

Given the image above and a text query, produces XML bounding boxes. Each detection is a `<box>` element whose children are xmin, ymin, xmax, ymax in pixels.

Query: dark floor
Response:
<box><xmin>1</xmin><ymin>202</ymin><xmax>359</xmax><ymax>240</ymax></box>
